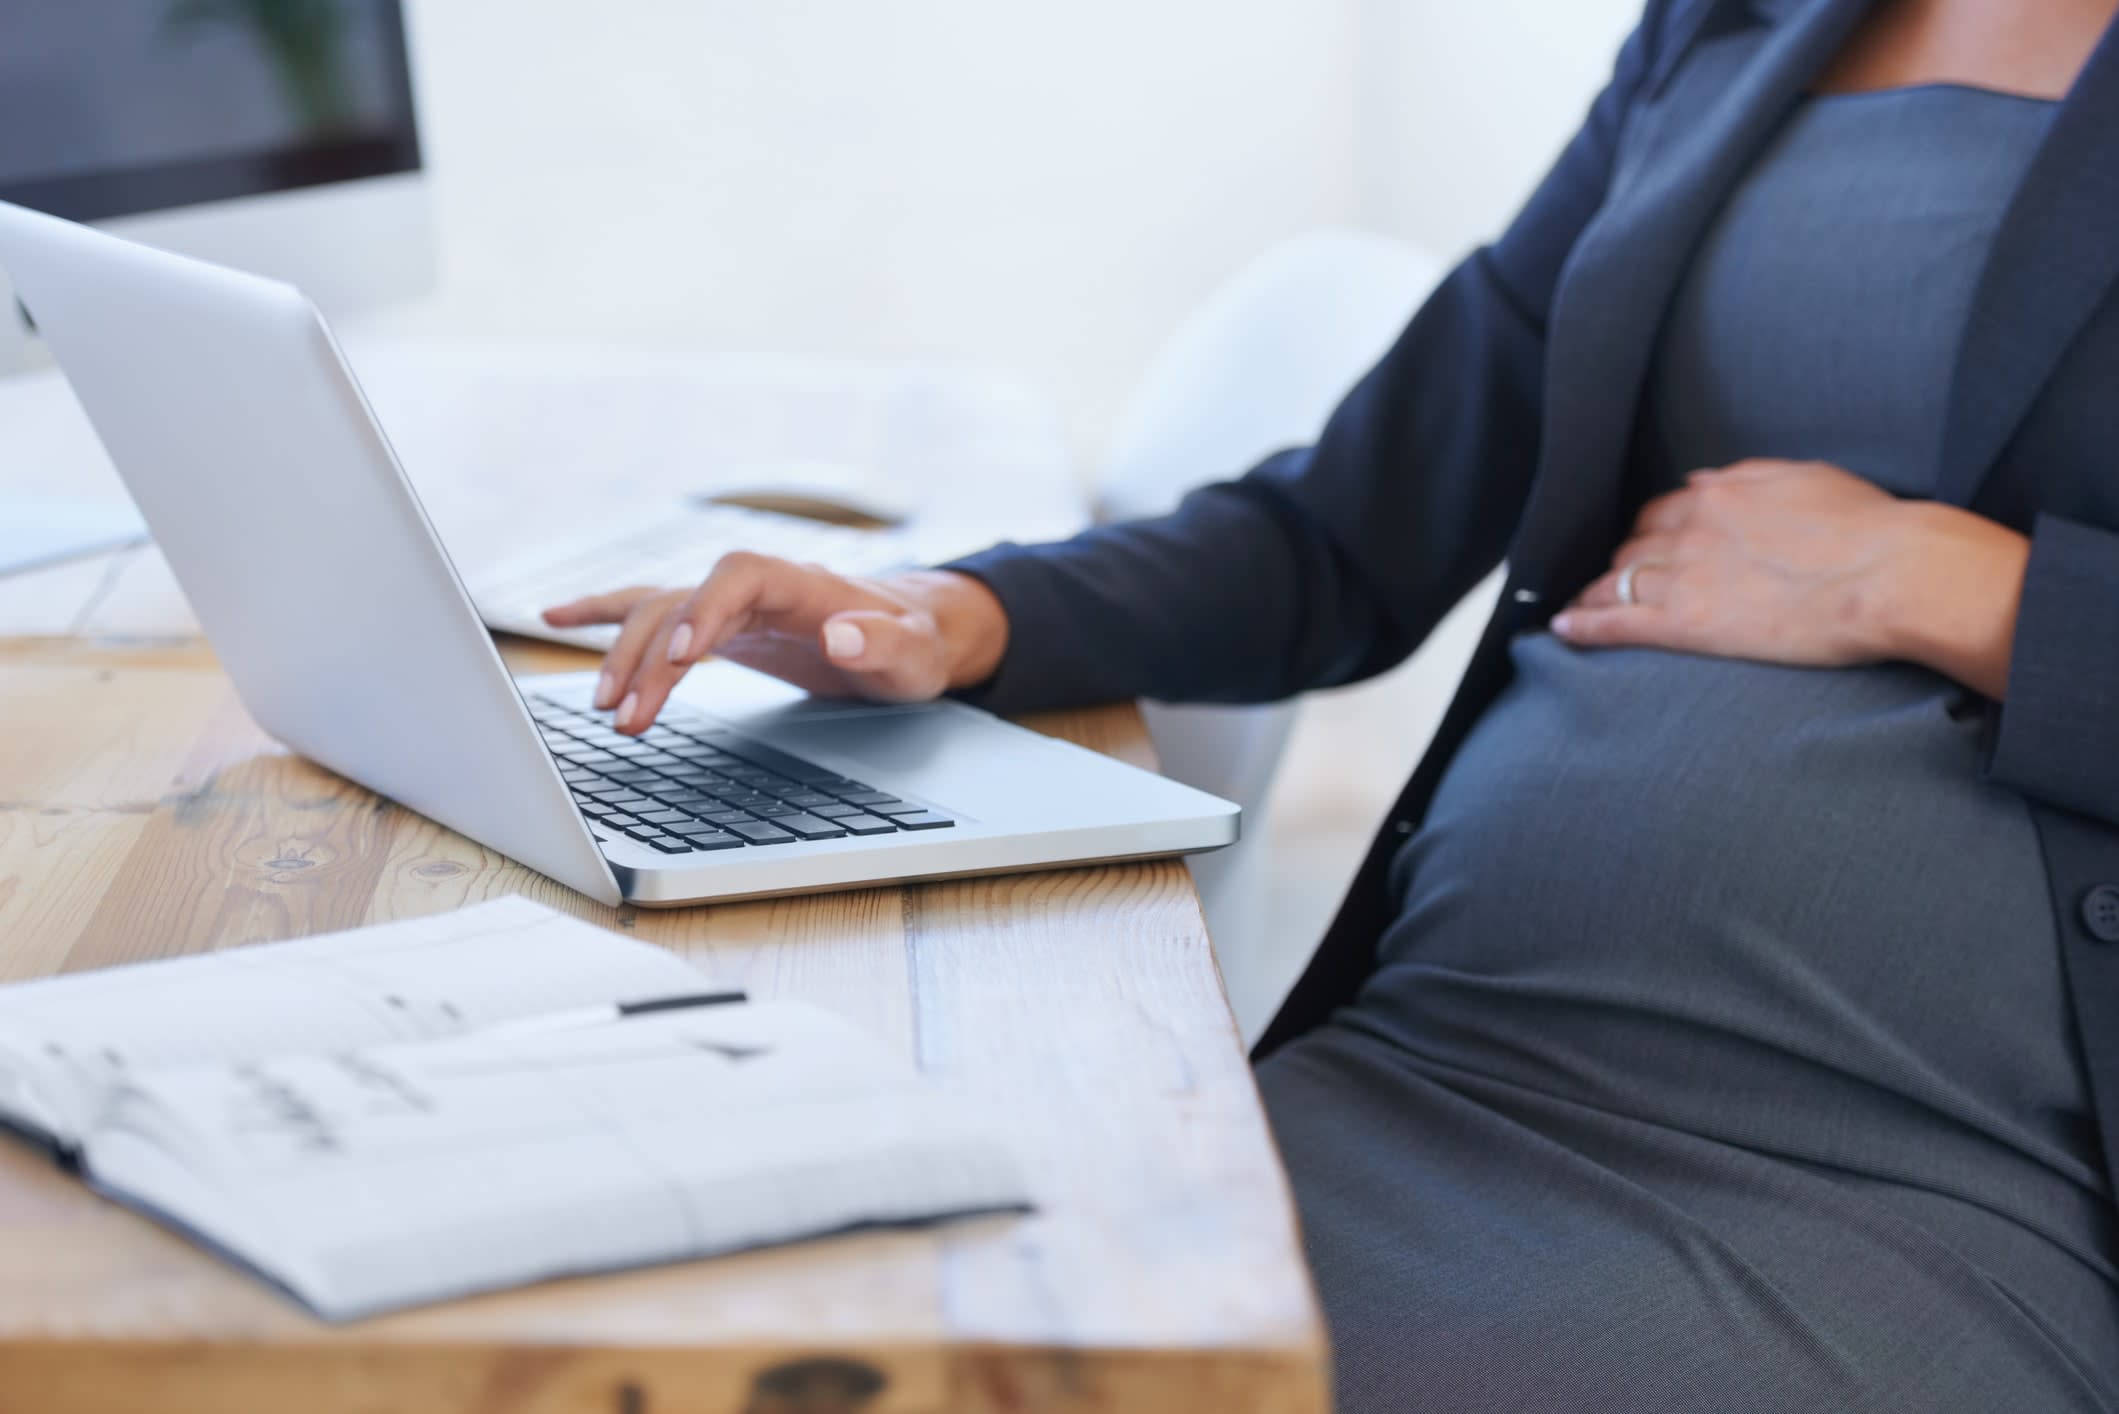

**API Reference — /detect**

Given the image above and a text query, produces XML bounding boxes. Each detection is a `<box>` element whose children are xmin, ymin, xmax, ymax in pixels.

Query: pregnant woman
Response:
<box><xmin>549</xmin><ymin>0</ymin><xmax>2119</xmax><ymax>1407</ymax></box>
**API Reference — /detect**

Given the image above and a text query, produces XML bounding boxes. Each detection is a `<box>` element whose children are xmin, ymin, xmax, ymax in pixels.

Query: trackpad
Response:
<box><xmin>762</xmin><ymin>711</ymin><xmax>1050</xmax><ymax>817</ymax></box>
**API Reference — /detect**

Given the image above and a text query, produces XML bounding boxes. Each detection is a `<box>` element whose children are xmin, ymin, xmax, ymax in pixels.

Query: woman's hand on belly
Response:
<box><xmin>1551</xmin><ymin>458</ymin><xmax>2030</xmax><ymax>698</ymax></box>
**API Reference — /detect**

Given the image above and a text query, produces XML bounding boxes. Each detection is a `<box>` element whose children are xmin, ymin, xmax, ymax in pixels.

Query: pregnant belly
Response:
<box><xmin>1360</xmin><ymin>633</ymin><xmax>2076</xmax><ymax>1171</ymax></box>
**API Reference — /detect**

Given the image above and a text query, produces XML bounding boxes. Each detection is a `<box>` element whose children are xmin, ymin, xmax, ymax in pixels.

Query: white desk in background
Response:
<box><xmin>0</xmin><ymin>338</ymin><xmax>1089</xmax><ymax>639</ymax></box>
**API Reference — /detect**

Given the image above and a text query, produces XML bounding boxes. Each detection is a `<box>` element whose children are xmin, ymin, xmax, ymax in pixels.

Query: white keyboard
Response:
<box><xmin>467</xmin><ymin>503</ymin><xmax>938</xmax><ymax>651</ymax></box>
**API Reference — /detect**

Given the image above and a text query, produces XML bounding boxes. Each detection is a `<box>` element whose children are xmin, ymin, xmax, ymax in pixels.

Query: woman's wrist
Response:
<box><xmin>1876</xmin><ymin>502</ymin><xmax>2031</xmax><ymax>700</ymax></box>
<box><xmin>888</xmin><ymin>570</ymin><xmax>1011</xmax><ymax>691</ymax></box>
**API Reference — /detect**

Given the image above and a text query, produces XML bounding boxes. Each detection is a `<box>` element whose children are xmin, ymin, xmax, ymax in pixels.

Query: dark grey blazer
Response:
<box><xmin>948</xmin><ymin>0</ymin><xmax>2119</xmax><ymax>1187</ymax></box>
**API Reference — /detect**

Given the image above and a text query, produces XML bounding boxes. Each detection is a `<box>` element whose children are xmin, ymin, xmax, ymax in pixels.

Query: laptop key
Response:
<box><xmin>749</xmin><ymin>803</ymin><xmax>799</xmax><ymax>818</ymax></box>
<box><xmin>639</xmin><ymin>809</ymin><xmax>691</xmax><ymax>826</ymax></box>
<box><xmin>868</xmin><ymin>800</ymin><xmax>931</xmax><ymax>817</ymax></box>
<box><xmin>775</xmin><ymin>814</ymin><xmax>849</xmax><ymax>840</ymax></box>
<box><xmin>669</xmin><ymin>820</ymin><xmax>740</xmax><ymax>840</ymax></box>
<box><xmin>889</xmin><ymin>812</ymin><xmax>956</xmax><ymax>830</ymax></box>
<box><xmin>723</xmin><ymin>819</ymin><xmax>797</xmax><ymax>845</ymax></box>
<box><xmin>621</xmin><ymin>821</ymin><xmax>667</xmax><ymax>841</ymax></box>
<box><xmin>809</xmin><ymin>802</ymin><xmax>864</xmax><ymax>819</ymax></box>
<box><xmin>836</xmin><ymin>791</ymin><xmax>902</xmax><ymax>808</ymax></box>
<box><xmin>834</xmin><ymin>813</ymin><xmax>899</xmax><ymax>835</ymax></box>
<box><xmin>645</xmin><ymin>835</ymin><xmax>696</xmax><ymax>854</ymax></box>
<box><xmin>703</xmin><ymin>809</ymin><xmax>753</xmax><ymax>826</ymax></box>
<box><xmin>607</xmin><ymin>795</ymin><xmax>659</xmax><ymax>813</ymax></box>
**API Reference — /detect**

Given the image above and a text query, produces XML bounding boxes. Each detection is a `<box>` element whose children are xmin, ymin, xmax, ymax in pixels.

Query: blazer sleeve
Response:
<box><xmin>942</xmin><ymin>2</ymin><xmax>1678</xmax><ymax>716</ymax></box>
<box><xmin>1986</xmin><ymin>512</ymin><xmax>2119</xmax><ymax>826</ymax></box>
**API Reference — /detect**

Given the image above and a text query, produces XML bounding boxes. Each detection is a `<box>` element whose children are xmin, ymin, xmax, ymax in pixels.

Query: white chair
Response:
<box><xmin>1098</xmin><ymin>227</ymin><xmax>1443</xmax><ymax>1044</ymax></box>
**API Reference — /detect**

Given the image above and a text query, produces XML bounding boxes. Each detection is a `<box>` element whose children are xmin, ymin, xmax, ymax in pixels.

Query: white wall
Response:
<box><xmin>1356</xmin><ymin>0</ymin><xmax>1642</xmax><ymax>260</ymax></box>
<box><xmin>376</xmin><ymin>1</ymin><xmax>1642</xmax><ymax>461</ymax></box>
<box><xmin>378</xmin><ymin>1</ymin><xmax>1363</xmax><ymax>461</ymax></box>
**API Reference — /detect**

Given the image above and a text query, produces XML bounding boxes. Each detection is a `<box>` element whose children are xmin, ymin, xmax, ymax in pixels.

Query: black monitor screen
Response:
<box><xmin>0</xmin><ymin>0</ymin><xmax>421</xmax><ymax>222</ymax></box>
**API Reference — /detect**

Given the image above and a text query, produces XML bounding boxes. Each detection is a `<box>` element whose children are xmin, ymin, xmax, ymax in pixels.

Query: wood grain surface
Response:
<box><xmin>0</xmin><ymin>636</ymin><xmax>1327</xmax><ymax>1414</ymax></box>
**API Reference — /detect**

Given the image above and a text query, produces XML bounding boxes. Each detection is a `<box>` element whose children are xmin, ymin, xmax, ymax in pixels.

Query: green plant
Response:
<box><xmin>162</xmin><ymin>0</ymin><xmax>357</xmax><ymax>136</ymax></box>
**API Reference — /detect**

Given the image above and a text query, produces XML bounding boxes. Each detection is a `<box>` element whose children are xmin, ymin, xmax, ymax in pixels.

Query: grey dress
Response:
<box><xmin>1257</xmin><ymin>87</ymin><xmax>2119</xmax><ymax>1412</ymax></box>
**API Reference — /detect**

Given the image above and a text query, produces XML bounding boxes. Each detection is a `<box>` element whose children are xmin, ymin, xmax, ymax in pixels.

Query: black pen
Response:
<box><xmin>478</xmin><ymin>990</ymin><xmax>747</xmax><ymax>1039</ymax></box>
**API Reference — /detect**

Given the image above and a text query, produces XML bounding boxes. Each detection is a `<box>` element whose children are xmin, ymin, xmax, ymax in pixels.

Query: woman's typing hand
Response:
<box><xmin>1552</xmin><ymin>459</ymin><xmax>2031</xmax><ymax>698</ymax></box>
<box><xmin>542</xmin><ymin>554</ymin><xmax>1010</xmax><ymax>734</ymax></box>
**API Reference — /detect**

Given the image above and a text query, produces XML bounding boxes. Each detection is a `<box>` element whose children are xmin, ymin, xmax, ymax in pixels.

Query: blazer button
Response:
<box><xmin>2082</xmin><ymin>886</ymin><xmax>2119</xmax><ymax>943</ymax></box>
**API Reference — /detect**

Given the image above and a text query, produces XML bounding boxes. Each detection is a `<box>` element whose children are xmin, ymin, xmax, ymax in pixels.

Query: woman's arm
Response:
<box><xmin>1984</xmin><ymin>513</ymin><xmax>2119</xmax><ymax>824</ymax></box>
<box><xmin>560</xmin><ymin>2</ymin><xmax>1685</xmax><ymax>730</ymax></box>
<box><xmin>932</xmin><ymin>2</ymin><xmax>1684</xmax><ymax>715</ymax></box>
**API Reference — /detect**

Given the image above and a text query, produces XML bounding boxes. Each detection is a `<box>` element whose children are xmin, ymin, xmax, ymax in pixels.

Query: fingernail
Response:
<box><xmin>824</xmin><ymin>621</ymin><xmax>865</xmax><ymax>661</ymax></box>
<box><xmin>593</xmin><ymin>670</ymin><xmax>616</xmax><ymax>709</ymax></box>
<box><xmin>617</xmin><ymin>692</ymin><xmax>640</xmax><ymax>730</ymax></box>
<box><xmin>1551</xmin><ymin>613</ymin><xmax>1575</xmax><ymax>637</ymax></box>
<box><xmin>667</xmin><ymin>623</ymin><xmax>694</xmax><ymax>665</ymax></box>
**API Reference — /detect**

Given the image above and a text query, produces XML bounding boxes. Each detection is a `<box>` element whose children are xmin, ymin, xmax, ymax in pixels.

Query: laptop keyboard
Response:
<box><xmin>526</xmin><ymin>694</ymin><xmax>955</xmax><ymax>856</ymax></box>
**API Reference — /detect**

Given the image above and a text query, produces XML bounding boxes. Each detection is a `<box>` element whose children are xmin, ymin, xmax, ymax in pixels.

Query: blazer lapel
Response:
<box><xmin>1511</xmin><ymin>0</ymin><xmax>1876</xmax><ymax>593</ymax></box>
<box><xmin>1937</xmin><ymin>16</ymin><xmax>2119</xmax><ymax>509</ymax></box>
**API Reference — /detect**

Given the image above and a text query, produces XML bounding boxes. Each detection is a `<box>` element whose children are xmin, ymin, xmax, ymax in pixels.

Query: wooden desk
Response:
<box><xmin>0</xmin><ymin>637</ymin><xmax>1327</xmax><ymax>1412</ymax></box>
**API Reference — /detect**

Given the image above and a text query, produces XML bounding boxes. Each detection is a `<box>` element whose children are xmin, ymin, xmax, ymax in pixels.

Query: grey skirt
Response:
<box><xmin>1257</xmin><ymin>1021</ymin><xmax>2118</xmax><ymax>1413</ymax></box>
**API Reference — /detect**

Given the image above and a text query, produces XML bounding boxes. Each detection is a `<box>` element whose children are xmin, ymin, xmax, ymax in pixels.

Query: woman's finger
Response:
<box><xmin>1611</xmin><ymin>533</ymin><xmax>1681</xmax><ymax>572</ymax></box>
<box><xmin>1702</xmin><ymin>457</ymin><xmax>1800</xmax><ymax>483</ymax></box>
<box><xmin>819</xmin><ymin>609</ymin><xmax>950</xmax><ymax>702</ymax></box>
<box><xmin>662</xmin><ymin>552</ymin><xmax>779</xmax><ymax>670</ymax></box>
<box><xmin>542</xmin><ymin>585</ymin><xmax>660</xmax><ymax>627</ymax></box>
<box><xmin>1571</xmin><ymin>556</ymin><xmax>1674</xmax><ymax>611</ymax></box>
<box><xmin>1632</xmin><ymin>488</ymin><xmax>1696</xmax><ymax>536</ymax></box>
<box><xmin>1550</xmin><ymin>604</ymin><xmax>1667</xmax><ymax>648</ymax></box>
<box><xmin>616</xmin><ymin>554</ymin><xmax>810</xmax><ymax>731</ymax></box>
<box><xmin>612</xmin><ymin>607</ymin><xmax>693</xmax><ymax>732</ymax></box>
<box><xmin>596</xmin><ymin>590</ymin><xmax>685</xmax><ymax>715</ymax></box>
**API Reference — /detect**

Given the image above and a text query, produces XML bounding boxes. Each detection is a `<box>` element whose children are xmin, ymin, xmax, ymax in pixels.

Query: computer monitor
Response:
<box><xmin>0</xmin><ymin>0</ymin><xmax>432</xmax><ymax>375</ymax></box>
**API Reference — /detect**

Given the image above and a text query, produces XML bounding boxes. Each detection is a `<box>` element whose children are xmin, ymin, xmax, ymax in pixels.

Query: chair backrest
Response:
<box><xmin>1098</xmin><ymin>228</ymin><xmax>1443</xmax><ymax>809</ymax></box>
<box><xmin>1099</xmin><ymin>227</ymin><xmax>1444</xmax><ymax>522</ymax></box>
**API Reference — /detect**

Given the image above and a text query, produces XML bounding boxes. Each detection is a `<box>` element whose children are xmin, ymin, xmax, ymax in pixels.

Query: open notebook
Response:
<box><xmin>0</xmin><ymin>897</ymin><xmax>1027</xmax><ymax>1320</ymax></box>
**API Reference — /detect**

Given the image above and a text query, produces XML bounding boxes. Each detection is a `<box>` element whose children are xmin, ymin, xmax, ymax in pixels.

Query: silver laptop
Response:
<box><xmin>0</xmin><ymin>201</ymin><xmax>1239</xmax><ymax>908</ymax></box>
